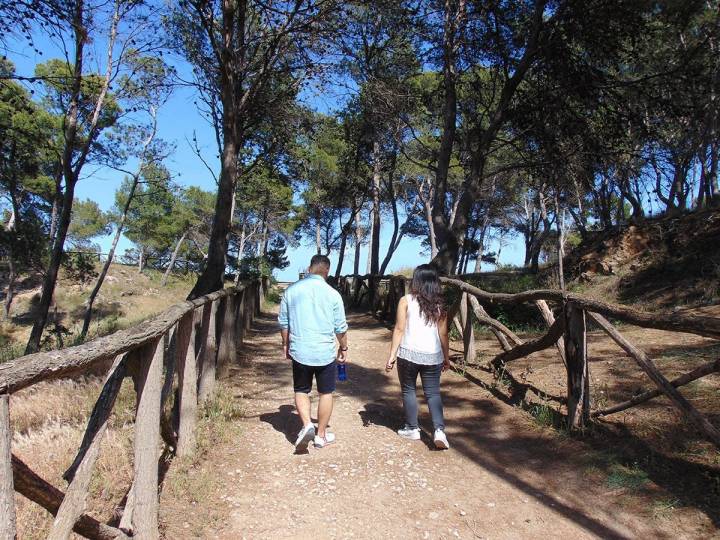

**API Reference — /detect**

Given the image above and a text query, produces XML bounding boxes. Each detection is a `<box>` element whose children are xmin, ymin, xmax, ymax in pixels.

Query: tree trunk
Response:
<box><xmin>25</xmin><ymin>178</ymin><xmax>76</xmax><ymax>354</ymax></box>
<box><xmin>473</xmin><ymin>220</ymin><xmax>488</xmax><ymax>273</ymax></box>
<box><xmin>48</xmin><ymin>166</ymin><xmax>62</xmax><ymax>250</ymax></box>
<box><xmin>80</xmin><ymin>175</ymin><xmax>141</xmax><ymax>340</ymax></box>
<box><xmin>188</xmin><ymin>6</ymin><xmax>239</xmax><ymax>299</ymax></box>
<box><xmin>335</xmin><ymin>222</ymin><xmax>348</xmax><ymax>279</ymax></box>
<box><xmin>431</xmin><ymin>0</ymin><xmax>461</xmax><ymax>266</ymax></box>
<box><xmin>365</xmin><ymin>206</ymin><xmax>374</xmax><ymax>275</ymax></box>
<box><xmin>379</xmin><ymin>169</ymin><xmax>402</xmax><ymax>275</ymax></box>
<box><xmin>233</xmin><ymin>221</ymin><xmax>247</xmax><ymax>285</ymax></box>
<box><xmin>370</xmin><ymin>139</ymin><xmax>382</xmax><ymax>276</ymax></box>
<box><xmin>162</xmin><ymin>231</ymin><xmax>188</xmax><ymax>287</ymax></box>
<box><xmin>138</xmin><ymin>249</ymin><xmax>145</xmax><ymax>273</ymax></box>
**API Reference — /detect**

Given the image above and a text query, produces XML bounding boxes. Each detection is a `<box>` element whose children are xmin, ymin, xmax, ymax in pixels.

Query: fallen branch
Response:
<box><xmin>467</xmin><ymin>295</ymin><xmax>521</xmax><ymax>350</ymax></box>
<box><xmin>534</xmin><ymin>300</ymin><xmax>566</xmax><ymax>367</ymax></box>
<box><xmin>490</xmin><ymin>317</ymin><xmax>565</xmax><ymax>370</ymax></box>
<box><xmin>12</xmin><ymin>455</ymin><xmax>128</xmax><ymax>539</ymax></box>
<box><xmin>440</xmin><ymin>277</ymin><xmax>720</xmax><ymax>340</ymax></box>
<box><xmin>593</xmin><ymin>358</ymin><xmax>720</xmax><ymax>417</ymax></box>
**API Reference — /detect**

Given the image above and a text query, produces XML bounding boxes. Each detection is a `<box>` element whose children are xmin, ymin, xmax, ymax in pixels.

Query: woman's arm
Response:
<box><xmin>386</xmin><ymin>296</ymin><xmax>408</xmax><ymax>371</ymax></box>
<box><xmin>438</xmin><ymin>313</ymin><xmax>451</xmax><ymax>372</ymax></box>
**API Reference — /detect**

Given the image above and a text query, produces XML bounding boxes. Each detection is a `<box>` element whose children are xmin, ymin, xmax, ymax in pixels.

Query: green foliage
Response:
<box><xmin>62</xmin><ymin>252</ymin><xmax>99</xmax><ymax>283</ymax></box>
<box><xmin>68</xmin><ymin>199</ymin><xmax>111</xmax><ymax>248</ymax></box>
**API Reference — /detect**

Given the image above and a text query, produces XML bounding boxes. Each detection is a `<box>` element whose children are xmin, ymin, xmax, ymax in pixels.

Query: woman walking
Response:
<box><xmin>386</xmin><ymin>264</ymin><xmax>451</xmax><ymax>449</ymax></box>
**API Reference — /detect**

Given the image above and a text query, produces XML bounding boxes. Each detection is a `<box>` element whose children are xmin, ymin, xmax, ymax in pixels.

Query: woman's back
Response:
<box><xmin>399</xmin><ymin>294</ymin><xmax>443</xmax><ymax>363</ymax></box>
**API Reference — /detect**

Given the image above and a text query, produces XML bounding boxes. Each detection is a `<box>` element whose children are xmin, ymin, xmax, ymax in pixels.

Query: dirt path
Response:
<box><xmin>160</xmin><ymin>310</ymin><xmax>715</xmax><ymax>540</ymax></box>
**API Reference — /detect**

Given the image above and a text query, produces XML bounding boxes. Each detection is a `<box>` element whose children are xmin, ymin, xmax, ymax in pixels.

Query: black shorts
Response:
<box><xmin>292</xmin><ymin>359</ymin><xmax>336</xmax><ymax>394</ymax></box>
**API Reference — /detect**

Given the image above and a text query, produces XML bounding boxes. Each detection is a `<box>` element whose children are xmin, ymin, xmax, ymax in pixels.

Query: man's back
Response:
<box><xmin>278</xmin><ymin>274</ymin><xmax>347</xmax><ymax>366</ymax></box>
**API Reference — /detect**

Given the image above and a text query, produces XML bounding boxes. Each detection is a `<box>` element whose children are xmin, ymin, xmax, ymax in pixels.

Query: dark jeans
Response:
<box><xmin>397</xmin><ymin>358</ymin><xmax>445</xmax><ymax>431</ymax></box>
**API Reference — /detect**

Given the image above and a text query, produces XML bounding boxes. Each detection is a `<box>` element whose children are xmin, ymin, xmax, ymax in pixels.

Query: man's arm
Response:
<box><xmin>333</xmin><ymin>292</ymin><xmax>349</xmax><ymax>363</ymax></box>
<box><xmin>336</xmin><ymin>331</ymin><xmax>348</xmax><ymax>363</ymax></box>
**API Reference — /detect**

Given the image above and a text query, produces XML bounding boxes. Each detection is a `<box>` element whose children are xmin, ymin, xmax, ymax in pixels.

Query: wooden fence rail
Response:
<box><xmin>338</xmin><ymin>273</ymin><xmax>720</xmax><ymax>448</ymax></box>
<box><xmin>0</xmin><ymin>277</ymin><xmax>267</xmax><ymax>539</ymax></box>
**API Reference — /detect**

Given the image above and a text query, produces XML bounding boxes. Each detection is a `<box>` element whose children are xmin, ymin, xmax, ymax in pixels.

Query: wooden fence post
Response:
<box><xmin>130</xmin><ymin>337</ymin><xmax>164</xmax><ymax>539</ymax></box>
<box><xmin>564</xmin><ymin>302</ymin><xmax>589</xmax><ymax>429</ymax></box>
<box><xmin>254</xmin><ymin>281</ymin><xmax>261</xmax><ymax>316</ymax></box>
<box><xmin>459</xmin><ymin>293</ymin><xmax>477</xmax><ymax>365</ymax></box>
<box><xmin>219</xmin><ymin>294</ymin><xmax>237</xmax><ymax>379</ymax></box>
<box><xmin>198</xmin><ymin>300</ymin><xmax>218</xmax><ymax>404</ymax></box>
<box><xmin>235</xmin><ymin>289</ymin><xmax>246</xmax><ymax>348</ymax></box>
<box><xmin>244</xmin><ymin>286</ymin><xmax>254</xmax><ymax>332</ymax></box>
<box><xmin>175</xmin><ymin>311</ymin><xmax>197</xmax><ymax>458</ymax></box>
<box><xmin>0</xmin><ymin>393</ymin><xmax>15</xmax><ymax>540</ymax></box>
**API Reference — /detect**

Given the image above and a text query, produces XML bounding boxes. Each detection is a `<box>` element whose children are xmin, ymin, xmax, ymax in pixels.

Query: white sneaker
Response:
<box><xmin>295</xmin><ymin>424</ymin><xmax>315</xmax><ymax>450</ymax></box>
<box><xmin>433</xmin><ymin>429</ymin><xmax>449</xmax><ymax>449</ymax></box>
<box><xmin>314</xmin><ymin>431</ymin><xmax>336</xmax><ymax>448</ymax></box>
<box><xmin>397</xmin><ymin>425</ymin><xmax>421</xmax><ymax>440</ymax></box>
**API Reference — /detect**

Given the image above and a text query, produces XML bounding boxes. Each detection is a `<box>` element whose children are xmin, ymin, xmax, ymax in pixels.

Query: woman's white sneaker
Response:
<box><xmin>434</xmin><ymin>429</ymin><xmax>449</xmax><ymax>449</ymax></box>
<box><xmin>397</xmin><ymin>426</ymin><xmax>421</xmax><ymax>440</ymax></box>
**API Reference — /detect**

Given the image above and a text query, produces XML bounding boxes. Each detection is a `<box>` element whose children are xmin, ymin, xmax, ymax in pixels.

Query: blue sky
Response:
<box><xmin>5</xmin><ymin>29</ymin><xmax>526</xmax><ymax>281</ymax></box>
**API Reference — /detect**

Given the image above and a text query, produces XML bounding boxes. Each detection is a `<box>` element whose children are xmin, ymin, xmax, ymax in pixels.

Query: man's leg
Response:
<box><xmin>316</xmin><ymin>361</ymin><xmax>337</xmax><ymax>438</ymax></box>
<box><xmin>292</xmin><ymin>360</ymin><xmax>313</xmax><ymax>428</ymax></box>
<box><xmin>295</xmin><ymin>392</ymin><xmax>312</xmax><ymax>427</ymax></box>
<box><xmin>316</xmin><ymin>393</ymin><xmax>333</xmax><ymax>438</ymax></box>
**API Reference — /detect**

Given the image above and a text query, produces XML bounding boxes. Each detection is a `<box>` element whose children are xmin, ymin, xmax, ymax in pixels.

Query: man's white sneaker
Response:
<box><xmin>314</xmin><ymin>431</ymin><xmax>336</xmax><ymax>448</ymax></box>
<box><xmin>397</xmin><ymin>426</ymin><xmax>421</xmax><ymax>440</ymax></box>
<box><xmin>434</xmin><ymin>429</ymin><xmax>449</xmax><ymax>449</ymax></box>
<box><xmin>295</xmin><ymin>424</ymin><xmax>315</xmax><ymax>450</ymax></box>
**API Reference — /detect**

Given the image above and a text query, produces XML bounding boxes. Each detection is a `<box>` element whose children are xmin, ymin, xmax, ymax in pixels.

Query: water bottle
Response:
<box><xmin>337</xmin><ymin>362</ymin><xmax>347</xmax><ymax>381</ymax></box>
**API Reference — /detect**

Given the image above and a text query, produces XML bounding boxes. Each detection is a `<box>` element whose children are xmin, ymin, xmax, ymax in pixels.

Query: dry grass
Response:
<box><xmin>11</xmin><ymin>377</ymin><xmax>138</xmax><ymax>538</ymax></box>
<box><xmin>9</xmin><ymin>376</ymin><xmax>244</xmax><ymax>538</ymax></box>
<box><xmin>2</xmin><ymin>263</ymin><xmax>195</xmax><ymax>356</ymax></box>
<box><xmin>160</xmin><ymin>383</ymin><xmax>244</xmax><ymax>535</ymax></box>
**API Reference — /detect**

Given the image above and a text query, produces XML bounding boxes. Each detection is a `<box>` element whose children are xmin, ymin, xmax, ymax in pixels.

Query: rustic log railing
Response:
<box><xmin>337</xmin><ymin>273</ymin><xmax>720</xmax><ymax>448</ymax></box>
<box><xmin>0</xmin><ymin>278</ymin><xmax>266</xmax><ymax>539</ymax></box>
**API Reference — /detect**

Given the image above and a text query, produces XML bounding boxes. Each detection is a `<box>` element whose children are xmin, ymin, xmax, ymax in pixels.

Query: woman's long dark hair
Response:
<box><xmin>409</xmin><ymin>264</ymin><xmax>446</xmax><ymax>324</ymax></box>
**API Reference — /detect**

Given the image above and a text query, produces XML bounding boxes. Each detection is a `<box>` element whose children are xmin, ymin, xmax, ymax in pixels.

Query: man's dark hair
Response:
<box><xmin>310</xmin><ymin>254</ymin><xmax>331</xmax><ymax>269</ymax></box>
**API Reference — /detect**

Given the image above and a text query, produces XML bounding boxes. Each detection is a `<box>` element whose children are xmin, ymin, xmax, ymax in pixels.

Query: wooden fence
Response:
<box><xmin>0</xmin><ymin>277</ymin><xmax>268</xmax><ymax>539</ymax></box>
<box><xmin>338</xmin><ymin>273</ymin><xmax>720</xmax><ymax>448</ymax></box>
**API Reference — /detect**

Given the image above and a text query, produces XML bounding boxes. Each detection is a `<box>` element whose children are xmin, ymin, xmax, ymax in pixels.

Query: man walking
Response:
<box><xmin>278</xmin><ymin>255</ymin><xmax>348</xmax><ymax>451</ymax></box>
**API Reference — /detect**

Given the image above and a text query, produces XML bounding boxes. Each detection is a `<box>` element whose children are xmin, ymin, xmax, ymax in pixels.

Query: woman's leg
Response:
<box><xmin>419</xmin><ymin>363</ymin><xmax>445</xmax><ymax>431</ymax></box>
<box><xmin>396</xmin><ymin>358</ymin><xmax>420</xmax><ymax>429</ymax></box>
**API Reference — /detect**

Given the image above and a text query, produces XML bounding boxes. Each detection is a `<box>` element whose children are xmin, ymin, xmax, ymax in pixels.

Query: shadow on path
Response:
<box><xmin>230</xmin><ymin>309</ymin><xmax>716</xmax><ymax>538</ymax></box>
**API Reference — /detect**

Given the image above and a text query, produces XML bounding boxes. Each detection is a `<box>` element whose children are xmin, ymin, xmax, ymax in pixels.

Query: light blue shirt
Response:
<box><xmin>278</xmin><ymin>274</ymin><xmax>348</xmax><ymax>366</ymax></box>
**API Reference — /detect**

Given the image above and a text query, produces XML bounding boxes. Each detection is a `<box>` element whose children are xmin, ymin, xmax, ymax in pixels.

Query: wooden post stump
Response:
<box><xmin>459</xmin><ymin>293</ymin><xmax>477</xmax><ymax>365</ymax></box>
<box><xmin>216</xmin><ymin>296</ymin><xmax>233</xmax><ymax>379</ymax></box>
<box><xmin>129</xmin><ymin>338</ymin><xmax>164</xmax><ymax>539</ymax></box>
<box><xmin>0</xmin><ymin>393</ymin><xmax>15</xmax><ymax>540</ymax></box>
<box><xmin>176</xmin><ymin>312</ymin><xmax>198</xmax><ymax>457</ymax></box>
<box><xmin>564</xmin><ymin>301</ymin><xmax>589</xmax><ymax>429</ymax></box>
<box><xmin>235</xmin><ymin>289</ymin><xmax>246</xmax><ymax>348</ymax></box>
<box><xmin>198</xmin><ymin>300</ymin><xmax>218</xmax><ymax>405</ymax></box>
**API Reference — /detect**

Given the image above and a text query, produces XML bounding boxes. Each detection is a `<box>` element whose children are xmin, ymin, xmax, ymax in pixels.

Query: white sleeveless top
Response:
<box><xmin>398</xmin><ymin>294</ymin><xmax>444</xmax><ymax>365</ymax></box>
